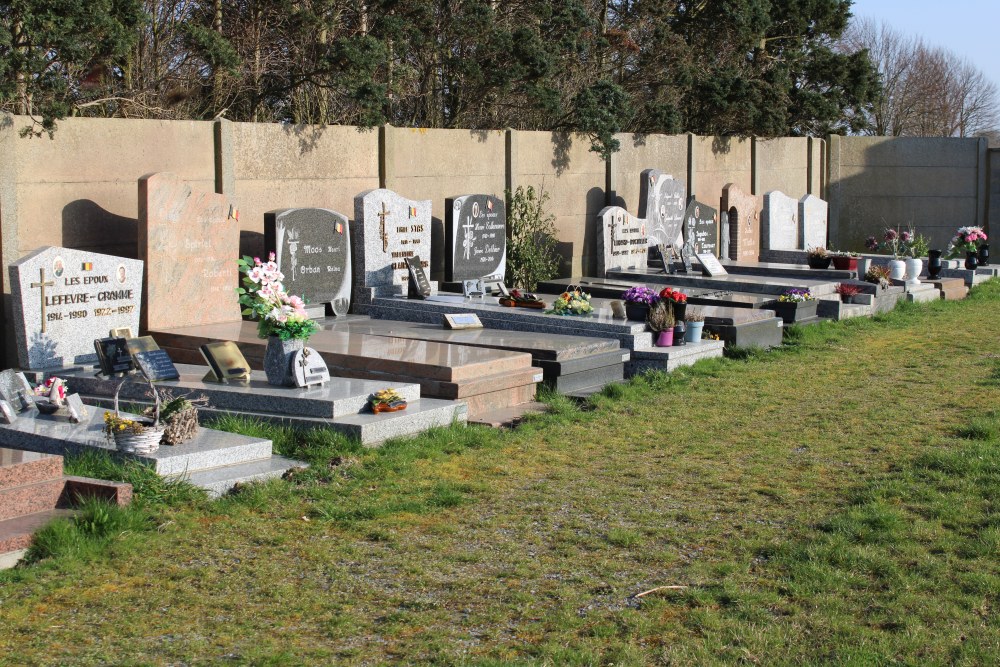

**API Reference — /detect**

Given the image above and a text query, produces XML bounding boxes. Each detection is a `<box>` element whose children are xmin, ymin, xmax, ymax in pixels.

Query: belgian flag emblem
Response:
<box><xmin>81</xmin><ymin>262</ymin><xmax>93</xmax><ymax>271</ymax></box>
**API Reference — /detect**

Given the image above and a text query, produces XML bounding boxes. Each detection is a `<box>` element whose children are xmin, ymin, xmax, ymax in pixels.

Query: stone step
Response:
<box><xmin>0</xmin><ymin>509</ymin><xmax>74</xmax><ymax>561</ymax></box>
<box><xmin>175</xmin><ymin>455</ymin><xmax>306</xmax><ymax>498</ymax></box>
<box><xmin>62</xmin><ymin>366</ymin><xmax>423</xmax><ymax>420</ymax></box>
<box><xmin>0</xmin><ymin>449</ymin><xmax>63</xmax><ymax>491</ymax></box>
<box><xmin>329</xmin><ymin>398</ymin><xmax>468</xmax><ymax>446</ymax></box>
<box><xmin>624</xmin><ymin>340</ymin><xmax>725</xmax><ymax>376</ymax></box>
<box><xmin>0</xmin><ymin>478</ymin><xmax>65</xmax><ymax>522</ymax></box>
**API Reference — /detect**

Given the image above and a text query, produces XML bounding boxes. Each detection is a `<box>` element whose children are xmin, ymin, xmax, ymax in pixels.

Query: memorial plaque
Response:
<box><xmin>762</xmin><ymin>190</ymin><xmax>799</xmax><ymax>251</ymax></box>
<box><xmin>657</xmin><ymin>243</ymin><xmax>674</xmax><ymax>274</ymax></box>
<box><xmin>139</xmin><ymin>172</ymin><xmax>239</xmax><ymax>331</ymax></box>
<box><xmin>639</xmin><ymin>169</ymin><xmax>686</xmax><ymax>247</ymax></box>
<box><xmin>696</xmin><ymin>253</ymin><xmax>729</xmax><ymax>277</ymax></box>
<box><xmin>442</xmin><ymin>313</ymin><xmax>484</xmax><ymax>330</ymax></box>
<box><xmin>65</xmin><ymin>393</ymin><xmax>89</xmax><ymax>423</ymax></box>
<box><xmin>683</xmin><ymin>200</ymin><xmax>720</xmax><ymax>258</ymax></box>
<box><xmin>265</xmin><ymin>208</ymin><xmax>352</xmax><ymax>316</ymax></box>
<box><xmin>292</xmin><ymin>348</ymin><xmax>330</xmax><ymax>388</ymax></box>
<box><xmin>0</xmin><ymin>400</ymin><xmax>16</xmax><ymax>424</ymax></box>
<box><xmin>199</xmin><ymin>341</ymin><xmax>251</xmax><ymax>383</ymax></box>
<box><xmin>405</xmin><ymin>256</ymin><xmax>433</xmax><ymax>299</ymax></box>
<box><xmin>134</xmin><ymin>350</ymin><xmax>181</xmax><ymax>382</ymax></box>
<box><xmin>0</xmin><ymin>370</ymin><xmax>34</xmax><ymax>412</ymax></box>
<box><xmin>799</xmin><ymin>194</ymin><xmax>829</xmax><ymax>250</ymax></box>
<box><xmin>8</xmin><ymin>246</ymin><xmax>143</xmax><ymax>370</ymax></box>
<box><xmin>462</xmin><ymin>278</ymin><xmax>486</xmax><ymax>297</ymax></box>
<box><xmin>597</xmin><ymin>206</ymin><xmax>648</xmax><ymax>276</ymax></box>
<box><xmin>95</xmin><ymin>337</ymin><xmax>133</xmax><ymax>375</ymax></box>
<box><xmin>352</xmin><ymin>188</ymin><xmax>433</xmax><ymax>310</ymax></box>
<box><xmin>125</xmin><ymin>336</ymin><xmax>160</xmax><ymax>355</ymax></box>
<box><xmin>445</xmin><ymin>194</ymin><xmax>506</xmax><ymax>282</ymax></box>
<box><xmin>721</xmin><ymin>184</ymin><xmax>760</xmax><ymax>262</ymax></box>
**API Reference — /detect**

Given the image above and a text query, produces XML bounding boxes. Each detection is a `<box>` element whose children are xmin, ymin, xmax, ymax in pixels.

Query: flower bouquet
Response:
<box><xmin>947</xmin><ymin>226</ymin><xmax>987</xmax><ymax>258</ymax></box>
<box><xmin>237</xmin><ymin>254</ymin><xmax>319</xmax><ymax>341</ymax></box>
<box><xmin>659</xmin><ymin>287</ymin><xmax>687</xmax><ymax>320</ymax></box>
<box><xmin>499</xmin><ymin>288</ymin><xmax>546</xmax><ymax>309</ymax></box>
<box><xmin>547</xmin><ymin>288</ymin><xmax>594</xmax><ymax>316</ymax></box>
<box><xmin>777</xmin><ymin>288</ymin><xmax>814</xmax><ymax>303</ymax></box>
<box><xmin>621</xmin><ymin>285</ymin><xmax>659</xmax><ymax>321</ymax></box>
<box><xmin>369</xmin><ymin>388</ymin><xmax>407</xmax><ymax>414</ymax></box>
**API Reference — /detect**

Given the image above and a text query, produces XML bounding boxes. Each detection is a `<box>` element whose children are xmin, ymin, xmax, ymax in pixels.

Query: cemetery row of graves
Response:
<box><xmin>0</xmin><ymin>168</ymin><xmax>993</xmax><ymax>568</ymax></box>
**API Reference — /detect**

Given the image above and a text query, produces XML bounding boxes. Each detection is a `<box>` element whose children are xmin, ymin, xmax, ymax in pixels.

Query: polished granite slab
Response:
<box><xmin>539</xmin><ymin>277</ymin><xmax>775</xmax><ymax>310</ymax></box>
<box><xmin>608</xmin><ymin>267</ymin><xmax>840</xmax><ymax>296</ymax></box>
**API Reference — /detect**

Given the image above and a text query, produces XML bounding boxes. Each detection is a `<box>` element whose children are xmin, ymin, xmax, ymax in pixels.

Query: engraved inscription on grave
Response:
<box><xmin>683</xmin><ymin>200</ymin><xmax>719</xmax><ymax>258</ymax></box>
<box><xmin>597</xmin><ymin>206</ymin><xmax>648</xmax><ymax>276</ymax></box>
<box><xmin>446</xmin><ymin>194</ymin><xmax>506</xmax><ymax>282</ymax></box>
<box><xmin>639</xmin><ymin>169</ymin><xmax>686</xmax><ymax>247</ymax></box>
<box><xmin>9</xmin><ymin>246</ymin><xmax>143</xmax><ymax>370</ymax></box>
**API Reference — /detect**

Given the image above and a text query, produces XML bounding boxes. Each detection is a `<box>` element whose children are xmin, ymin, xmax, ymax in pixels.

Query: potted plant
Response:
<box><xmin>646</xmin><ymin>300</ymin><xmax>675</xmax><ymax>346</ymax></box>
<box><xmin>864</xmin><ymin>265</ymin><xmax>892</xmax><ymax>290</ymax></box>
<box><xmin>684</xmin><ymin>310</ymin><xmax>705</xmax><ymax>343</ymax></box>
<box><xmin>834</xmin><ymin>282</ymin><xmax>863</xmax><ymax>304</ymax></box>
<box><xmin>621</xmin><ymin>286</ymin><xmax>660</xmax><ymax>321</ymax></box>
<box><xmin>237</xmin><ymin>254</ymin><xmax>320</xmax><ymax>387</ymax></box>
<box><xmin>767</xmin><ymin>288</ymin><xmax>818</xmax><ymax>324</ymax></box>
<box><xmin>829</xmin><ymin>250</ymin><xmax>859</xmax><ymax>271</ymax></box>
<box><xmin>904</xmin><ymin>232</ymin><xmax>930</xmax><ymax>283</ymax></box>
<box><xmin>546</xmin><ymin>288</ymin><xmax>594</xmax><ymax>316</ymax></box>
<box><xmin>947</xmin><ymin>226</ymin><xmax>988</xmax><ymax>270</ymax></box>
<box><xmin>658</xmin><ymin>287</ymin><xmax>687</xmax><ymax>321</ymax></box>
<box><xmin>806</xmin><ymin>246</ymin><xmax>831</xmax><ymax>269</ymax></box>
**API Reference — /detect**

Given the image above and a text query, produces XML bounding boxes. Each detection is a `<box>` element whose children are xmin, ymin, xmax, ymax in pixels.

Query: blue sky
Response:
<box><xmin>848</xmin><ymin>0</ymin><xmax>1000</xmax><ymax>88</ymax></box>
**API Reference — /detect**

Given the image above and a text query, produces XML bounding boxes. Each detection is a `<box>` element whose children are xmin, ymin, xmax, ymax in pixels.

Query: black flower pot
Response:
<box><xmin>807</xmin><ymin>255</ymin><xmax>832</xmax><ymax>269</ymax></box>
<box><xmin>966</xmin><ymin>251</ymin><xmax>979</xmax><ymax>271</ymax></box>
<box><xmin>672</xmin><ymin>302</ymin><xmax>687</xmax><ymax>322</ymax></box>
<box><xmin>927</xmin><ymin>249</ymin><xmax>943</xmax><ymax>279</ymax></box>
<box><xmin>624</xmin><ymin>302</ymin><xmax>650</xmax><ymax>322</ymax></box>
<box><xmin>978</xmin><ymin>243</ymin><xmax>990</xmax><ymax>266</ymax></box>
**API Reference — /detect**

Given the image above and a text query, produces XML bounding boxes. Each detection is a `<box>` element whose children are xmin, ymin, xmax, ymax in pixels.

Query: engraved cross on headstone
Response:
<box><xmin>378</xmin><ymin>202</ymin><xmax>390</xmax><ymax>253</ymax></box>
<box><xmin>30</xmin><ymin>268</ymin><xmax>55</xmax><ymax>334</ymax></box>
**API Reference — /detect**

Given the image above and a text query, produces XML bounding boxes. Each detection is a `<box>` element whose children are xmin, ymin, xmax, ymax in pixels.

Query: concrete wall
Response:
<box><xmin>828</xmin><ymin>135</ymin><xmax>987</xmax><ymax>250</ymax></box>
<box><xmin>757</xmin><ymin>137</ymin><xmax>810</xmax><ymax>199</ymax></box>
<box><xmin>508</xmin><ymin>130</ymin><xmax>607</xmax><ymax>277</ymax></box>
<box><xmin>229</xmin><ymin>121</ymin><xmax>380</xmax><ymax>257</ymax></box>
<box><xmin>692</xmin><ymin>135</ymin><xmax>752</xmax><ymax>212</ymax></box>
<box><xmin>609</xmin><ymin>133</ymin><xmax>689</xmax><ymax>214</ymax></box>
<box><xmin>989</xmin><ymin>149</ymin><xmax>998</xmax><ymax>237</ymax></box>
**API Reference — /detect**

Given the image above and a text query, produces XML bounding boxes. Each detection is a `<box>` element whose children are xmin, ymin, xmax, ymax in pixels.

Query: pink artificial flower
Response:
<box><xmin>901</xmin><ymin>231</ymin><xmax>913</xmax><ymax>243</ymax></box>
<box><xmin>268</xmin><ymin>252</ymin><xmax>277</xmax><ymax>261</ymax></box>
<box><xmin>884</xmin><ymin>228</ymin><xmax>898</xmax><ymax>242</ymax></box>
<box><xmin>253</xmin><ymin>256</ymin><xmax>261</xmax><ymax>265</ymax></box>
<box><xmin>288</xmin><ymin>295</ymin><xmax>305</xmax><ymax>310</ymax></box>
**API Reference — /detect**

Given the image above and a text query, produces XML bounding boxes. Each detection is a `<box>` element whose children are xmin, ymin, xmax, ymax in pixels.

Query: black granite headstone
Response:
<box><xmin>265</xmin><ymin>208</ymin><xmax>352</xmax><ymax>316</ymax></box>
<box><xmin>683</xmin><ymin>200</ymin><xmax>720</xmax><ymax>258</ymax></box>
<box><xmin>445</xmin><ymin>194</ymin><xmax>506</xmax><ymax>282</ymax></box>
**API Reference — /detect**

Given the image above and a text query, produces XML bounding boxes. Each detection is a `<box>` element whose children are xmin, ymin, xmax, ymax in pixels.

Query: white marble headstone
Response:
<box><xmin>762</xmin><ymin>191</ymin><xmax>799</xmax><ymax>251</ymax></box>
<box><xmin>352</xmin><ymin>188</ymin><xmax>434</xmax><ymax>312</ymax></box>
<box><xmin>8</xmin><ymin>246</ymin><xmax>143</xmax><ymax>370</ymax></box>
<box><xmin>639</xmin><ymin>169</ymin><xmax>686</xmax><ymax>247</ymax></box>
<box><xmin>597</xmin><ymin>206</ymin><xmax>648</xmax><ymax>276</ymax></box>
<box><xmin>799</xmin><ymin>195</ymin><xmax>829</xmax><ymax>250</ymax></box>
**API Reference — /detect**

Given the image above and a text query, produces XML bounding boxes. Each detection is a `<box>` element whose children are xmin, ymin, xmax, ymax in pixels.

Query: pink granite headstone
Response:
<box><xmin>138</xmin><ymin>173</ymin><xmax>240</xmax><ymax>331</ymax></box>
<box><xmin>722</xmin><ymin>184</ymin><xmax>760</xmax><ymax>262</ymax></box>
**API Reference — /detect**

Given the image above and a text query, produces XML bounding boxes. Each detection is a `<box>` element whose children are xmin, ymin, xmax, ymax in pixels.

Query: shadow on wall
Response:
<box><xmin>581</xmin><ymin>186</ymin><xmax>606</xmax><ymax>276</ymax></box>
<box><xmin>712</xmin><ymin>136</ymin><xmax>733</xmax><ymax>155</ymax></box>
<box><xmin>551</xmin><ymin>132</ymin><xmax>572</xmax><ymax>177</ymax></box>
<box><xmin>240</xmin><ymin>230</ymin><xmax>265</xmax><ymax>260</ymax></box>
<box><xmin>61</xmin><ymin>200</ymin><xmax>138</xmax><ymax>259</ymax></box>
<box><xmin>280</xmin><ymin>123</ymin><xmax>327</xmax><ymax>156</ymax></box>
<box><xmin>832</xmin><ymin>139</ymin><xmax>984</xmax><ymax>252</ymax></box>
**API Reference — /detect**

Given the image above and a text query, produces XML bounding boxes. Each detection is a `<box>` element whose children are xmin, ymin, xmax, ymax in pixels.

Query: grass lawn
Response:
<box><xmin>1</xmin><ymin>282</ymin><xmax>999</xmax><ymax>665</ymax></box>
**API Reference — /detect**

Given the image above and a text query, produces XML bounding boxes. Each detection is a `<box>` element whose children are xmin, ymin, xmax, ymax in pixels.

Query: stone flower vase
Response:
<box><xmin>927</xmin><ymin>250</ymin><xmax>943</xmax><ymax>279</ymax></box>
<box><xmin>965</xmin><ymin>251</ymin><xmax>979</xmax><ymax>271</ymax></box>
<box><xmin>264</xmin><ymin>336</ymin><xmax>304</xmax><ymax>387</ymax></box>
<box><xmin>904</xmin><ymin>258</ymin><xmax>922</xmax><ymax>284</ymax></box>
<box><xmin>888</xmin><ymin>259</ymin><xmax>907</xmax><ymax>281</ymax></box>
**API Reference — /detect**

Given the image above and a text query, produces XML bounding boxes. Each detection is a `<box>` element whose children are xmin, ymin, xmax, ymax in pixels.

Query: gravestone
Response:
<box><xmin>639</xmin><ymin>169</ymin><xmax>686</xmax><ymax>247</ymax></box>
<box><xmin>683</xmin><ymin>200</ymin><xmax>719</xmax><ymax>258</ymax></box>
<box><xmin>264</xmin><ymin>208</ymin><xmax>352</xmax><ymax>316</ymax></box>
<box><xmin>597</xmin><ymin>206</ymin><xmax>648</xmax><ymax>276</ymax></box>
<box><xmin>799</xmin><ymin>195</ymin><xmax>829</xmax><ymax>250</ymax></box>
<box><xmin>8</xmin><ymin>246</ymin><xmax>143</xmax><ymax>370</ymax></box>
<box><xmin>762</xmin><ymin>190</ymin><xmax>799</xmax><ymax>251</ymax></box>
<box><xmin>445</xmin><ymin>194</ymin><xmax>506</xmax><ymax>282</ymax></box>
<box><xmin>721</xmin><ymin>184</ymin><xmax>760</xmax><ymax>262</ymax></box>
<box><xmin>139</xmin><ymin>172</ymin><xmax>238</xmax><ymax>331</ymax></box>
<box><xmin>352</xmin><ymin>188</ymin><xmax>433</xmax><ymax>312</ymax></box>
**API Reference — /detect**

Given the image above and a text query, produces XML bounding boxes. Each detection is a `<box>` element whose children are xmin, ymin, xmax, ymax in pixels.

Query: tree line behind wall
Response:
<box><xmin>1</xmin><ymin>0</ymin><xmax>881</xmax><ymax>155</ymax></box>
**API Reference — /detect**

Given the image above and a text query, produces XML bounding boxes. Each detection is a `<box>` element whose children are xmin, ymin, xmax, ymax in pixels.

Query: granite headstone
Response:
<box><xmin>8</xmin><ymin>246</ymin><xmax>143</xmax><ymax>370</ymax></box>
<box><xmin>683</xmin><ymin>200</ymin><xmax>719</xmax><ymax>258</ymax></box>
<box><xmin>721</xmin><ymin>184</ymin><xmax>760</xmax><ymax>262</ymax></box>
<box><xmin>352</xmin><ymin>188</ymin><xmax>434</xmax><ymax>312</ymax></box>
<box><xmin>799</xmin><ymin>194</ymin><xmax>829</xmax><ymax>250</ymax></box>
<box><xmin>264</xmin><ymin>208</ymin><xmax>352</xmax><ymax>316</ymax></box>
<box><xmin>597</xmin><ymin>206</ymin><xmax>648</xmax><ymax>276</ymax></box>
<box><xmin>0</xmin><ymin>370</ymin><xmax>35</xmax><ymax>413</ymax></box>
<box><xmin>445</xmin><ymin>194</ymin><xmax>506</xmax><ymax>282</ymax></box>
<box><xmin>139</xmin><ymin>172</ymin><xmax>239</xmax><ymax>331</ymax></box>
<box><xmin>762</xmin><ymin>190</ymin><xmax>799</xmax><ymax>251</ymax></box>
<box><xmin>639</xmin><ymin>169</ymin><xmax>686</xmax><ymax>247</ymax></box>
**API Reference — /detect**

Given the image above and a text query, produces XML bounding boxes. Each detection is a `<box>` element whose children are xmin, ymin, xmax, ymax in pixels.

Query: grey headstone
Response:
<box><xmin>799</xmin><ymin>195</ymin><xmax>829</xmax><ymax>250</ymax></box>
<box><xmin>762</xmin><ymin>191</ymin><xmax>799</xmax><ymax>251</ymax></box>
<box><xmin>683</xmin><ymin>200</ymin><xmax>720</xmax><ymax>258</ymax></box>
<box><xmin>719</xmin><ymin>211</ymin><xmax>731</xmax><ymax>259</ymax></box>
<box><xmin>265</xmin><ymin>208</ymin><xmax>352</xmax><ymax>316</ymax></box>
<box><xmin>445</xmin><ymin>194</ymin><xmax>506</xmax><ymax>282</ymax></box>
<box><xmin>0</xmin><ymin>370</ymin><xmax>34</xmax><ymax>412</ymax></box>
<box><xmin>597</xmin><ymin>206</ymin><xmax>648</xmax><ymax>276</ymax></box>
<box><xmin>639</xmin><ymin>169</ymin><xmax>686</xmax><ymax>247</ymax></box>
<box><xmin>352</xmin><ymin>188</ymin><xmax>434</xmax><ymax>311</ymax></box>
<box><xmin>8</xmin><ymin>246</ymin><xmax>143</xmax><ymax>370</ymax></box>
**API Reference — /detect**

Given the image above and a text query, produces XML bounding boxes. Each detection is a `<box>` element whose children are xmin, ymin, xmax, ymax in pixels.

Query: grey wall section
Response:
<box><xmin>609</xmin><ymin>133</ymin><xmax>689</xmax><ymax>213</ymax></box>
<box><xmin>989</xmin><ymin>149</ymin><xmax>999</xmax><ymax>237</ymax></box>
<box><xmin>828</xmin><ymin>135</ymin><xmax>985</xmax><ymax>250</ymax></box>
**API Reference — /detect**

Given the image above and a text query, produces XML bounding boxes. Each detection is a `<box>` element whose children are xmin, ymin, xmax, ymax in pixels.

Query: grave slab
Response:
<box><xmin>625</xmin><ymin>340</ymin><xmax>726</xmax><ymax>376</ymax></box>
<box><xmin>8</xmin><ymin>247</ymin><xmax>143</xmax><ymax>370</ymax></box>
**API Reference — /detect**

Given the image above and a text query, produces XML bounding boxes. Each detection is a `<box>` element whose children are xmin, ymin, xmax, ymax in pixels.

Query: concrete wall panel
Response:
<box><xmin>693</xmin><ymin>136</ymin><xmax>752</xmax><ymax>210</ymax></box>
<box><xmin>757</xmin><ymin>137</ymin><xmax>809</xmax><ymax>199</ymax></box>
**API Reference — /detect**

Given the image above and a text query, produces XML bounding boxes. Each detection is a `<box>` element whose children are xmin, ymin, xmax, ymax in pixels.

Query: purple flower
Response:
<box><xmin>884</xmin><ymin>228</ymin><xmax>898</xmax><ymax>242</ymax></box>
<box><xmin>864</xmin><ymin>236</ymin><xmax>879</xmax><ymax>251</ymax></box>
<box><xmin>901</xmin><ymin>231</ymin><xmax>913</xmax><ymax>243</ymax></box>
<box><xmin>621</xmin><ymin>286</ymin><xmax>660</xmax><ymax>305</ymax></box>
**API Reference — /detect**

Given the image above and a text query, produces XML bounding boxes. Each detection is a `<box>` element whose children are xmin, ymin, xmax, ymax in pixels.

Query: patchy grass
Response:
<box><xmin>0</xmin><ymin>280</ymin><xmax>997</xmax><ymax>665</ymax></box>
